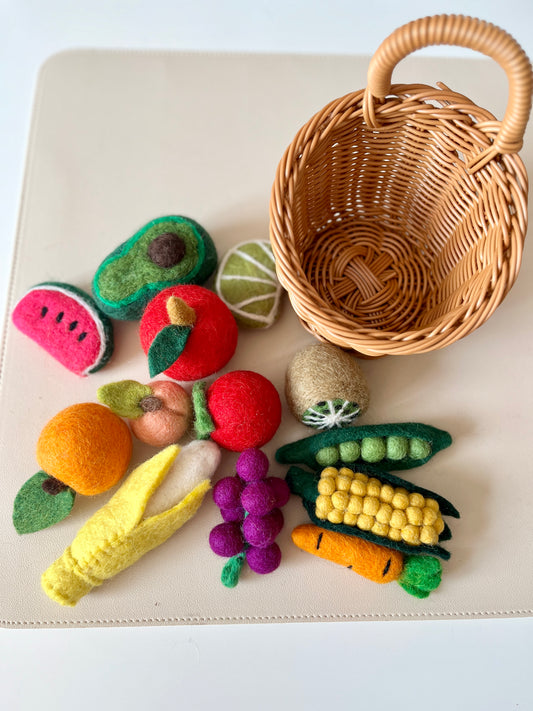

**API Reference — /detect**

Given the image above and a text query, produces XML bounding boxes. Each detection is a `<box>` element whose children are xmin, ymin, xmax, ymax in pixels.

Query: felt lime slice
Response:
<box><xmin>215</xmin><ymin>240</ymin><xmax>282</xmax><ymax>329</ymax></box>
<box><xmin>148</xmin><ymin>325</ymin><xmax>191</xmax><ymax>377</ymax></box>
<box><xmin>13</xmin><ymin>471</ymin><xmax>76</xmax><ymax>534</ymax></box>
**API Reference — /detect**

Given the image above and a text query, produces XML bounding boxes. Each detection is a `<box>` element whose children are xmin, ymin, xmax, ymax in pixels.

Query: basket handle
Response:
<box><xmin>364</xmin><ymin>14</ymin><xmax>532</xmax><ymax>172</ymax></box>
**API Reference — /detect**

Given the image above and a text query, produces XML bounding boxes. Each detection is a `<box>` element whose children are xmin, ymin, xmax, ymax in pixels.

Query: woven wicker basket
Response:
<box><xmin>270</xmin><ymin>15</ymin><xmax>532</xmax><ymax>355</ymax></box>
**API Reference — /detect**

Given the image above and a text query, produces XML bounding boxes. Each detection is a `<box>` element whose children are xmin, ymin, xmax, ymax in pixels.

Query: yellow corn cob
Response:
<box><xmin>314</xmin><ymin>466</ymin><xmax>444</xmax><ymax>547</ymax></box>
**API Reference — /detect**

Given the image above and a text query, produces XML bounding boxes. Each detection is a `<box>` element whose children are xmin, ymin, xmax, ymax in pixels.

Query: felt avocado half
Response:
<box><xmin>92</xmin><ymin>216</ymin><xmax>218</xmax><ymax>320</ymax></box>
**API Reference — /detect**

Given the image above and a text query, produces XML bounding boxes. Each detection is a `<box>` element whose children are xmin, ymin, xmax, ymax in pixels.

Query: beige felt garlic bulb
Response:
<box><xmin>285</xmin><ymin>343</ymin><xmax>370</xmax><ymax>429</ymax></box>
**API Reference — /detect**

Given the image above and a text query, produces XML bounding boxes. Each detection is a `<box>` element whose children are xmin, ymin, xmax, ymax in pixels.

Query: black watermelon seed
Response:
<box><xmin>40</xmin><ymin>306</ymin><xmax>48</xmax><ymax>318</ymax></box>
<box><xmin>56</xmin><ymin>311</ymin><xmax>64</xmax><ymax>323</ymax></box>
<box><xmin>78</xmin><ymin>332</ymin><xmax>87</xmax><ymax>342</ymax></box>
<box><xmin>69</xmin><ymin>320</ymin><xmax>78</xmax><ymax>331</ymax></box>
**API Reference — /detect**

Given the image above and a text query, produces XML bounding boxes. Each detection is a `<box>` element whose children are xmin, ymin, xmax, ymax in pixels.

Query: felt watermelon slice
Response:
<box><xmin>12</xmin><ymin>282</ymin><xmax>114</xmax><ymax>376</ymax></box>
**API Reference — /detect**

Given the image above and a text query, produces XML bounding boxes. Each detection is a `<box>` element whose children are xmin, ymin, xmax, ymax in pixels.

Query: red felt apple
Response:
<box><xmin>139</xmin><ymin>285</ymin><xmax>238</xmax><ymax>381</ymax></box>
<box><xmin>192</xmin><ymin>370</ymin><xmax>282</xmax><ymax>451</ymax></box>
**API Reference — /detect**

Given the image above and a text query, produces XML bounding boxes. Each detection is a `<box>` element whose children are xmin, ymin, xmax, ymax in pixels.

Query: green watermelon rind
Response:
<box><xmin>92</xmin><ymin>215</ymin><xmax>218</xmax><ymax>320</ymax></box>
<box><xmin>30</xmin><ymin>282</ymin><xmax>114</xmax><ymax>374</ymax></box>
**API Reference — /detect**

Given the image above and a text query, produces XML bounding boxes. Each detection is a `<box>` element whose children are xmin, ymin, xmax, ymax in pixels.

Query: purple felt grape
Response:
<box><xmin>212</xmin><ymin>476</ymin><xmax>243</xmax><ymax>510</ymax></box>
<box><xmin>209</xmin><ymin>522</ymin><xmax>245</xmax><ymax>558</ymax></box>
<box><xmin>220</xmin><ymin>506</ymin><xmax>246</xmax><ymax>523</ymax></box>
<box><xmin>246</xmin><ymin>543</ymin><xmax>282</xmax><ymax>574</ymax></box>
<box><xmin>242</xmin><ymin>509</ymin><xmax>284</xmax><ymax>548</ymax></box>
<box><xmin>235</xmin><ymin>448</ymin><xmax>269</xmax><ymax>482</ymax></box>
<box><xmin>265</xmin><ymin>477</ymin><xmax>290</xmax><ymax>508</ymax></box>
<box><xmin>240</xmin><ymin>480</ymin><xmax>277</xmax><ymax>516</ymax></box>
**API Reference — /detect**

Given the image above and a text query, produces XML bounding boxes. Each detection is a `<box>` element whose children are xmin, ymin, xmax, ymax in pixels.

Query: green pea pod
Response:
<box><xmin>276</xmin><ymin>422</ymin><xmax>452</xmax><ymax>472</ymax></box>
<box><xmin>286</xmin><ymin>465</ymin><xmax>459</xmax><ymax>561</ymax></box>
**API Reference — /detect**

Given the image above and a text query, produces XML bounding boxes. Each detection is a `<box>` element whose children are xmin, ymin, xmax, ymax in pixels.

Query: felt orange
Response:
<box><xmin>36</xmin><ymin>403</ymin><xmax>132</xmax><ymax>496</ymax></box>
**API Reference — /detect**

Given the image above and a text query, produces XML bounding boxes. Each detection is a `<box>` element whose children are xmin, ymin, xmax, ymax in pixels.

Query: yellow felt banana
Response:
<box><xmin>41</xmin><ymin>444</ymin><xmax>211</xmax><ymax>606</ymax></box>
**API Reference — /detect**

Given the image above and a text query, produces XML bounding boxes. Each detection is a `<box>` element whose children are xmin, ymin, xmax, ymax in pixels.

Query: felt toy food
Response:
<box><xmin>41</xmin><ymin>441</ymin><xmax>220</xmax><ymax>606</ymax></box>
<box><xmin>291</xmin><ymin>524</ymin><xmax>442</xmax><ymax>598</ymax></box>
<box><xmin>276</xmin><ymin>422</ymin><xmax>452</xmax><ymax>471</ymax></box>
<box><xmin>214</xmin><ymin>240</ymin><xmax>283</xmax><ymax>329</ymax></box>
<box><xmin>12</xmin><ymin>282</ymin><xmax>114</xmax><ymax>376</ymax></box>
<box><xmin>192</xmin><ymin>370</ymin><xmax>282</xmax><ymax>451</ymax></box>
<box><xmin>12</xmin><ymin>403</ymin><xmax>132</xmax><ymax>534</ymax></box>
<box><xmin>140</xmin><ymin>284</ymin><xmax>238</xmax><ymax>380</ymax></box>
<box><xmin>92</xmin><ymin>215</ymin><xmax>217</xmax><ymax>320</ymax></box>
<box><xmin>209</xmin><ymin>449</ymin><xmax>290</xmax><ymax>587</ymax></box>
<box><xmin>286</xmin><ymin>464</ymin><xmax>459</xmax><ymax>559</ymax></box>
<box><xmin>97</xmin><ymin>379</ymin><xmax>192</xmax><ymax>446</ymax></box>
<box><xmin>285</xmin><ymin>343</ymin><xmax>370</xmax><ymax>428</ymax></box>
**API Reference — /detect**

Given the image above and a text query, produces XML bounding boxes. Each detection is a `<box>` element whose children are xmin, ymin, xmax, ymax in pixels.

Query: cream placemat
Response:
<box><xmin>0</xmin><ymin>50</ymin><xmax>531</xmax><ymax>627</ymax></box>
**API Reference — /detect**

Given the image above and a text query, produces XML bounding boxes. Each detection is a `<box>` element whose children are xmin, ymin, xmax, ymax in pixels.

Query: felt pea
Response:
<box><xmin>275</xmin><ymin>423</ymin><xmax>452</xmax><ymax>472</ymax></box>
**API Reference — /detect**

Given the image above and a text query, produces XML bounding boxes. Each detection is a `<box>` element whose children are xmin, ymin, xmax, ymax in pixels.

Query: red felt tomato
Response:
<box><xmin>206</xmin><ymin>370</ymin><xmax>282</xmax><ymax>451</ymax></box>
<box><xmin>140</xmin><ymin>285</ymin><xmax>238</xmax><ymax>381</ymax></box>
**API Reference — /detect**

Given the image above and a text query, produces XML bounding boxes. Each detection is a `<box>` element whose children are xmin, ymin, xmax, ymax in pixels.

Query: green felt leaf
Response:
<box><xmin>148</xmin><ymin>324</ymin><xmax>191</xmax><ymax>377</ymax></box>
<box><xmin>97</xmin><ymin>379</ymin><xmax>153</xmax><ymax>418</ymax></box>
<box><xmin>221</xmin><ymin>552</ymin><xmax>246</xmax><ymax>588</ymax></box>
<box><xmin>192</xmin><ymin>381</ymin><xmax>215</xmax><ymax>439</ymax></box>
<box><xmin>13</xmin><ymin>472</ymin><xmax>75</xmax><ymax>534</ymax></box>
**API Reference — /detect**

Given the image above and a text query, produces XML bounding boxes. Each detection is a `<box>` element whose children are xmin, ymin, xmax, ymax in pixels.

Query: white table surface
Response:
<box><xmin>1</xmin><ymin>1</ymin><xmax>533</xmax><ymax>709</ymax></box>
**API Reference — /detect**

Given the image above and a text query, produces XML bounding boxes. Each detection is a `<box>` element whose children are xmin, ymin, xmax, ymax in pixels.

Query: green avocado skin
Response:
<box><xmin>92</xmin><ymin>215</ymin><xmax>217</xmax><ymax>320</ymax></box>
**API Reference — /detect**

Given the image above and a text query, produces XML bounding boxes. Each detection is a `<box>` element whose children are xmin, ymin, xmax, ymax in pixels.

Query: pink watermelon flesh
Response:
<box><xmin>12</xmin><ymin>285</ymin><xmax>110</xmax><ymax>376</ymax></box>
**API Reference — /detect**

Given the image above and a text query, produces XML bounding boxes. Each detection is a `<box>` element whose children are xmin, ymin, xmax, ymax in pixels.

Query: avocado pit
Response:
<box><xmin>148</xmin><ymin>233</ymin><xmax>186</xmax><ymax>268</ymax></box>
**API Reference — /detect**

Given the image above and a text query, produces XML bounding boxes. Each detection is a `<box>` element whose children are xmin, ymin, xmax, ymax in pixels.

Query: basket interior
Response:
<box><xmin>288</xmin><ymin>91</ymin><xmax>526</xmax><ymax>337</ymax></box>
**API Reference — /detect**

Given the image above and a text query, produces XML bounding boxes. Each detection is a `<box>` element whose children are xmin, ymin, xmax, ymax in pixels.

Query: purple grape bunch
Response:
<box><xmin>209</xmin><ymin>448</ymin><xmax>290</xmax><ymax>587</ymax></box>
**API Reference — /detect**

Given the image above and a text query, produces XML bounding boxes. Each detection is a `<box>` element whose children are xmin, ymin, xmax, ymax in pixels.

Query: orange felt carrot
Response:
<box><xmin>291</xmin><ymin>523</ymin><xmax>404</xmax><ymax>584</ymax></box>
<box><xmin>291</xmin><ymin>524</ymin><xmax>444</xmax><ymax>598</ymax></box>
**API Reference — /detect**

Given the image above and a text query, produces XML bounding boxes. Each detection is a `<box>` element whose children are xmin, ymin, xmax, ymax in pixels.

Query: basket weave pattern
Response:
<box><xmin>270</xmin><ymin>15</ymin><xmax>532</xmax><ymax>355</ymax></box>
